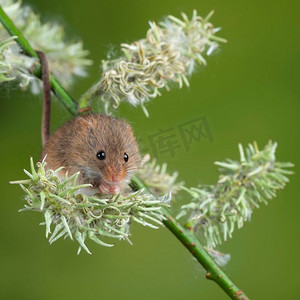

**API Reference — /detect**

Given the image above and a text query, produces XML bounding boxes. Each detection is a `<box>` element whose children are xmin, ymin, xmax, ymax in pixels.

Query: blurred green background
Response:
<box><xmin>1</xmin><ymin>0</ymin><xmax>299</xmax><ymax>299</ymax></box>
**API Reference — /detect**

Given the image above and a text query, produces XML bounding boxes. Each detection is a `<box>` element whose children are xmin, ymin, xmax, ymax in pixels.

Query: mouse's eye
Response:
<box><xmin>124</xmin><ymin>152</ymin><xmax>129</xmax><ymax>162</ymax></box>
<box><xmin>96</xmin><ymin>150</ymin><xmax>106</xmax><ymax>160</ymax></box>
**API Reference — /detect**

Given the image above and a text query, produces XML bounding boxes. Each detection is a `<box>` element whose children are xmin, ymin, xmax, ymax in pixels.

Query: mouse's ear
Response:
<box><xmin>77</xmin><ymin>116</ymin><xmax>94</xmax><ymax>129</ymax></box>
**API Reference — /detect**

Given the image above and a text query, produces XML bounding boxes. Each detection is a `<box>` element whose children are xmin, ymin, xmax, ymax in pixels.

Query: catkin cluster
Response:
<box><xmin>177</xmin><ymin>142</ymin><xmax>293</xmax><ymax>248</ymax></box>
<box><xmin>0</xmin><ymin>0</ymin><xmax>91</xmax><ymax>91</ymax></box>
<box><xmin>11</xmin><ymin>158</ymin><xmax>170</xmax><ymax>254</ymax></box>
<box><xmin>82</xmin><ymin>10</ymin><xmax>226</xmax><ymax>116</ymax></box>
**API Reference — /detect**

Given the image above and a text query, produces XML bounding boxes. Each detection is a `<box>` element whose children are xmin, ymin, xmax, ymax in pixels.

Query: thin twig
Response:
<box><xmin>131</xmin><ymin>176</ymin><xmax>249</xmax><ymax>300</ymax></box>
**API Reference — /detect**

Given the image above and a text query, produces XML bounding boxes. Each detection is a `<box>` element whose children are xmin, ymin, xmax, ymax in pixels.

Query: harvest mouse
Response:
<box><xmin>41</xmin><ymin>114</ymin><xmax>141</xmax><ymax>195</ymax></box>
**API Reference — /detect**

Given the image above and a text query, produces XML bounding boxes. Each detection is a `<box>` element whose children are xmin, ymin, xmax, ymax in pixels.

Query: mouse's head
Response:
<box><xmin>74</xmin><ymin>114</ymin><xmax>141</xmax><ymax>194</ymax></box>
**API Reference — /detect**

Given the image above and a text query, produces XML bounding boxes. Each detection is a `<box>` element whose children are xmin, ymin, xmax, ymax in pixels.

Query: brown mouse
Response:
<box><xmin>41</xmin><ymin>114</ymin><xmax>141</xmax><ymax>195</ymax></box>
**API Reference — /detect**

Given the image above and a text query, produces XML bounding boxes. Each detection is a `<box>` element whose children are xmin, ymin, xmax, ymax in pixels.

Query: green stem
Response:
<box><xmin>131</xmin><ymin>176</ymin><xmax>248</xmax><ymax>300</ymax></box>
<box><xmin>0</xmin><ymin>5</ymin><xmax>78</xmax><ymax>116</ymax></box>
<box><xmin>79</xmin><ymin>81</ymin><xmax>100</xmax><ymax>110</ymax></box>
<box><xmin>48</xmin><ymin>74</ymin><xmax>78</xmax><ymax>116</ymax></box>
<box><xmin>0</xmin><ymin>6</ymin><xmax>249</xmax><ymax>299</ymax></box>
<box><xmin>0</xmin><ymin>5</ymin><xmax>37</xmax><ymax>58</ymax></box>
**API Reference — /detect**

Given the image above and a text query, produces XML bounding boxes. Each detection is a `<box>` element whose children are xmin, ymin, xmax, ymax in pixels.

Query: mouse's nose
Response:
<box><xmin>104</xmin><ymin>166</ymin><xmax>126</xmax><ymax>183</ymax></box>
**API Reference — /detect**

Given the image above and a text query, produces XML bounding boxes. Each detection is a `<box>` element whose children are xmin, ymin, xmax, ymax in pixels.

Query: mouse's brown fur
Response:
<box><xmin>41</xmin><ymin>114</ymin><xmax>141</xmax><ymax>194</ymax></box>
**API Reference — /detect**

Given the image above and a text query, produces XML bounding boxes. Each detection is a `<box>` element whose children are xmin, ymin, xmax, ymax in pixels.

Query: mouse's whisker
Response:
<box><xmin>128</xmin><ymin>152</ymin><xmax>141</xmax><ymax>161</ymax></box>
<box><xmin>126</xmin><ymin>166</ymin><xmax>142</xmax><ymax>172</ymax></box>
